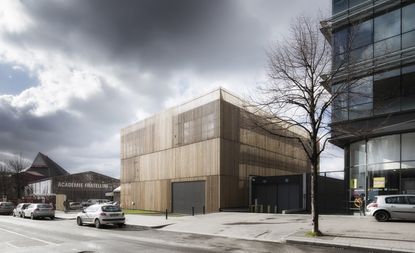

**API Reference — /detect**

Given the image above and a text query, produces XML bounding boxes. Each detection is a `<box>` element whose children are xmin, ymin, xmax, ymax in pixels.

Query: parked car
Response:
<box><xmin>76</xmin><ymin>203</ymin><xmax>125</xmax><ymax>228</ymax></box>
<box><xmin>23</xmin><ymin>203</ymin><xmax>55</xmax><ymax>220</ymax></box>
<box><xmin>0</xmin><ymin>202</ymin><xmax>14</xmax><ymax>215</ymax></box>
<box><xmin>366</xmin><ymin>194</ymin><xmax>415</xmax><ymax>222</ymax></box>
<box><xmin>69</xmin><ymin>202</ymin><xmax>81</xmax><ymax>210</ymax></box>
<box><xmin>13</xmin><ymin>203</ymin><xmax>31</xmax><ymax>217</ymax></box>
<box><xmin>81</xmin><ymin>199</ymin><xmax>110</xmax><ymax>208</ymax></box>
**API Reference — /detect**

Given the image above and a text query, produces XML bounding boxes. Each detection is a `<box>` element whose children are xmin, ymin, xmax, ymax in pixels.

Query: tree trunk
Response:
<box><xmin>311</xmin><ymin>159</ymin><xmax>322</xmax><ymax>235</ymax></box>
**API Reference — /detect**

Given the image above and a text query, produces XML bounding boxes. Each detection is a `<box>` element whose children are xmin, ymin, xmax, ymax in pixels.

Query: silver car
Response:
<box><xmin>0</xmin><ymin>202</ymin><xmax>14</xmax><ymax>215</ymax></box>
<box><xmin>23</xmin><ymin>203</ymin><xmax>55</xmax><ymax>220</ymax></box>
<box><xmin>366</xmin><ymin>194</ymin><xmax>415</xmax><ymax>222</ymax></box>
<box><xmin>76</xmin><ymin>203</ymin><xmax>125</xmax><ymax>228</ymax></box>
<box><xmin>13</xmin><ymin>203</ymin><xmax>31</xmax><ymax>217</ymax></box>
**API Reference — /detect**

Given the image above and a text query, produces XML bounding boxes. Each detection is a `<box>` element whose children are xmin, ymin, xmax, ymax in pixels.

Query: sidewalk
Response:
<box><xmin>55</xmin><ymin>211</ymin><xmax>415</xmax><ymax>252</ymax></box>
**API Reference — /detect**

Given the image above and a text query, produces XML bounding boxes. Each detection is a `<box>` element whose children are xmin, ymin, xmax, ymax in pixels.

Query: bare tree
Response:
<box><xmin>0</xmin><ymin>163</ymin><xmax>10</xmax><ymax>200</ymax></box>
<box><xmin>250</xmin><ymin>16</ymin><xmax>346</xmax><ymax>236</ymax></box>
<box><xmin>7</xmin><ymin>155</ymin><xmax>30</xmax><ymax>199</ymax></box>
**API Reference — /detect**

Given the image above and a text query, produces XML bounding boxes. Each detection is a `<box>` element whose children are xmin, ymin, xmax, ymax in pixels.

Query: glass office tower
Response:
<box><xmin>326</xmin><ymin>0</ymin><xmax>415</xmax><ymax>205</ymax></box>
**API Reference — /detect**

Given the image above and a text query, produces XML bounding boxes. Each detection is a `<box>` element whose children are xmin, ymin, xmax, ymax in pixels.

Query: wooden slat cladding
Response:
<box><xmin>121</xmin><ymin>88</ymin><xmax>311</xmax><ymax>212</ymax></box>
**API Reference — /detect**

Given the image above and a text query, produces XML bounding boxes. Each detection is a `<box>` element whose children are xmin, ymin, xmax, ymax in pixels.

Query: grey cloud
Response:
<box><xmin>0</xmin><ymin>0</ymin><xmax>331</xmax><ymax>177</ymax></box>
<box><xmin>13</xmin><ymin>0</ymin><xmax>268</xmax><ymax>76</ymax></box>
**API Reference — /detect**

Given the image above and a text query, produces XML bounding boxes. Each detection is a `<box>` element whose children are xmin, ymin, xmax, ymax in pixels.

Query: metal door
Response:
<box><xmin>172</xmin><ymin>181</ymin><xmax>205</xmax><ymax>214</ymax></box>
<box><xmin>277</xmin><ymin>183</ymin><xmax>300</xmax><ymax>212</ymax></box>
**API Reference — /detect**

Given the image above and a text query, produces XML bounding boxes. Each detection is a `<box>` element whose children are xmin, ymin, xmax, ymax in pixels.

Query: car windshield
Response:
<box><xmin>101</xmin><ymin>205</ymin><xmax>121</xmax><ymax>212</ymax></box>
<box><xmin>1</xmin><ymin>202</ymin><xmax>13</xmax><ymax>207</ymax></box>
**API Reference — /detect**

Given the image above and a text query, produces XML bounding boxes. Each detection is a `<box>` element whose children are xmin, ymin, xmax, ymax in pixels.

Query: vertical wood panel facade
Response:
<box><xmin>121</xmin><ymin>89</ymin><xmax>310</xmax><ymax>212</ymax></box>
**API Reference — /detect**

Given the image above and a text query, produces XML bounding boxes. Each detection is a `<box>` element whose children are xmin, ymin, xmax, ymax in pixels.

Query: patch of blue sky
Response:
<box><xmin>0</xmin><ymin>62</ymin><xmax>38</xmax><ymax>95</ymax></box>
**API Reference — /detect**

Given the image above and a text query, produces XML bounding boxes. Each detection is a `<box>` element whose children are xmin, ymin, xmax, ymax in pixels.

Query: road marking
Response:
<box><xmin>6</xmin><ymin>242</ymin><xmax>19</xmax><ymax>249</ymax></box>
<box><xmin>0</xmin><ymin>227</ymin><xmax>58</xmax><ymax>246</ymax></box>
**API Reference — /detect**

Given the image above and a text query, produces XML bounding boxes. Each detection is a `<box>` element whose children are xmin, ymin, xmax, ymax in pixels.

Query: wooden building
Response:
<box><xmin>121</xmin><ymin>88</ymin><xmax>311</xmax><ymax>213</ymax></box>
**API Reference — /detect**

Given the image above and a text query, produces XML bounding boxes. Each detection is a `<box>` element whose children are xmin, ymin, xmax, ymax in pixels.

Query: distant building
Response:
<box><xmin>27</xmin><ymin>171</ymin><xmax>119</xmax><ymax>202</ymax></box>
<box><xmin>121</xmin><ymin>88</ymin><xmax>311</xmax><ymax>214</ymax></box>
<box><xmin>25</xmin><ymin>153</ymin><xmax>119</xmax><ymax>203</ymax></box>
<box><xmin>23</xmin><ymin>152</ymin><xmax>69</xmax><ymax>183</ymax></box>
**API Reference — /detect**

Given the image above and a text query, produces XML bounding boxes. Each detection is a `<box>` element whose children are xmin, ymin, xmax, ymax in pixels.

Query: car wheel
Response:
<box><xmin>375</xmin><ymin>210</ymin><xmax>389</xmax><ymax>222</ymax></box>
<box><xmin>77</xmin><ymin>217</ymin><xmax>83</xmax><ymax>226</ymax></box>
<box><xmin>117</xmin><ymin>223</ymin><xmax>125</xmax><ymax>228</ymax></box>
<box><xmin>30</xmin><ymin>213</ymin><xmax>35</xmax><ymax>220</ymax></box>
<box><xmin>50</xmin><ymin>216</ymin><xmax>55</xmax><ymax>220</ymax></box>
<box><xmin>94</xmin><ymin>219</ymin><xmax>101</xmax><ymax>229</ymax></box>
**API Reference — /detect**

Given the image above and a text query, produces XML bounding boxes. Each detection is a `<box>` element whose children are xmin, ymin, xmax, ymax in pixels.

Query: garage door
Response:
<box><xmin>172</xmin><ymin>181</ymin><xmax>205</xmax><ymax>214</ymax></box>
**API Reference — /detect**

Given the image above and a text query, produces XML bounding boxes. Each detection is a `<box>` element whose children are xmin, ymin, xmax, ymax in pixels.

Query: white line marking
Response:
<box><xmin>0</xmin><ymin>227</ymin><xmax>58</xmax><ymax>246</ymax></box>
<box><xmin>6</xmin><ymin>242</ymin><xmax>19</xmax><ymax>249</ymax></box>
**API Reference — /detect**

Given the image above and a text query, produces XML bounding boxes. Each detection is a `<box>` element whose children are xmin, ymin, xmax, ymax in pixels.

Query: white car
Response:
<box><xmin>366</xmin><ymin>194</ymin><xmax>415</xmax><ymax>222</ymax></box>
<box><xmin>76</xmin><ymin>203</ymin><xmax>125</xmax><ymax>228</ymax></box>
<box><xmin>23</xmin><ymin>203</ymin><xmax>55</xmax><ymax>220</ymax></box>
<box><xmin>13</xmin><ymin>203</ymin><xmax>31</xmax><ymax>217</ymax></box>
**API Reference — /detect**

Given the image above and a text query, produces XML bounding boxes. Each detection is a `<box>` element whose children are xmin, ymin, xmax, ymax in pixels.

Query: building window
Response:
<box><xmin>333</xmin><ymin>0</ymin><xmax>348</xmax><ymax>14</ymax></box>
<box><xmin>374</xmin><ymin>35</ymin><xmax>401</xmax><ymax>57</ymax></box>
<box><xmin>402</xmin><ymin>30</ymin><xmax>415</xmax><ymax>49</ymax></box>
<box><xmin>202</xmin><ymin>114</ymin><xmax>215</xmax><ymax>139</ymax></box>
<box><xmin>367</xmin><ymin>135</ymin><xmax>400</xmax><ymax>165</ymax></box>
<box><xmin>348</xmin><ymin>76</ymin><xmax>372</xmax><ymax>119</ymax></box>
<box><xmin>402</xmin><ymin>3</ymin><xmax>415</xmax><ymax>33</ymax></box>
<box><xmin>374</xmin><ymin>9</ymin><xmax>401</xmax><ymax>42</ymax></box>
<box><xmin>351</xmin><ymin>19</ymin><xmax>373</xmax><ymax>49</ymax></box>
<box><xmin>373</xmin><ymin>69</ymin><xmax>401</xmax><ymax>115</ymax></box>
<box><xmin>401</xmin><ymin>65</ymin><xmax>415</xmax><ymax>110</ymax></box>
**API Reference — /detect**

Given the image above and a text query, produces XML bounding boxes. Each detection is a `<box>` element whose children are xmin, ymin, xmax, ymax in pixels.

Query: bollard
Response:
<box><xmin>267</xmin><ymin>205</ymin><xmax>271</xmax><ymax>213</ymax></box>
<box><xmin>165</xmin><ymin>209</ymin><xmax>168</xmax><ymax>220</ymax></box>
<box><xmin>203</xmin><ymin>205</ymin><xmax>205</xmax><ymax>215</ymax></box>
<box><xmin>260</xmin><ymin>205</ymin><xmax>263</xmax><ymax>213</ymax></box>
<box><xmin>274</xmin><ymin>205</ymin><xmax>278</xmax><ymax>213</ymax></box>
<box><xmin>192</xmin><ymin>206</ymin><xmax>195</xmax><ymax>216</ymax></box>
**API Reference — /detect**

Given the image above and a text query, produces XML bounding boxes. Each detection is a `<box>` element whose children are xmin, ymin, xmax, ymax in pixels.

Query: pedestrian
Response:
<box><xmin>63</xmin><ymin>199</ymin><xmax>69</xmax><ymax>213</ymax></box>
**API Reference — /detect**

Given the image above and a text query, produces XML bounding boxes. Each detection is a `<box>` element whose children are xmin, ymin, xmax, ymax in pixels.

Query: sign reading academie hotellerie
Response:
<box><xmin>57</xmin><ymin>181</ymin><xmax>111</xmax><ymax>189</ymax></box>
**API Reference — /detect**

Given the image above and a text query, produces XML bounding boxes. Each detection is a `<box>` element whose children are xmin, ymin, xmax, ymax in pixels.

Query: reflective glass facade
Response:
<box><xmin>328</xmin><ymin>1</ymin><xmax>415</xmax><ymax>207</ymax></box>
<box><xmin>349</xmin><ymin>133</ymin><xmax>415</xmax><ymax>201</ymax></box>
<box><xmin>332</xmin><ymin>2</ymin><xmax>415</xmax><ymax>122</ymax></box>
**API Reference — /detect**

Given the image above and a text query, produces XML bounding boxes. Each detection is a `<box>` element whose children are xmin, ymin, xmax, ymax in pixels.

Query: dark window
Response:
<box><xmin>350</xmin><ymin>44</ymin><xmax>373</xmax><ymax>64</ymax></box>
<box><xmin>349</xmin><ymin>0</ymin><xmax>364</xmax><ymax>9</ymax></box>
<box><xmin>349</xmin><ymin>77</ymin><xmax>372</xmax><ymax>106</ymax></box>
<box><xmin>102</xmin><ymin>205</ymin><xmax>122</xmax><ymax>212</ymax></box>
<box><xmin>374</xmin><ymin>35</ymin><xmax>401</xmax><ymax>56</ymax></box>
<box><xmin>333</xmin><ymin>0</ymin><xmax>348</xmax><ymax>14</ymax></box>
<box><xmin>402</xmin><ymin>3</ymin><xmax>415</xmax><ymax>33</ymax></box>
<box><xmin>401</xmin><ymin>65</ymin><xmax>415</xmax><ymax>110</ymax></box>
<box><xmin>373</xmin><ymin>69</ymin><xmax>401</xmax><ymax>114</ymax></box>
<box><xmin>402</xmin><ymin>30</ymin><xmax>415</xmax><ymax>49</ymax></box>
<box><xmin>333</xmin><ymin>53</ymin><xmax>347</xmax><ymax>69</ymax></box>
<box><xmin>374</xmin><ymin>9</ymin><xmax>401</xmax><ymax>42</ymax></box>
<box><xmin>351</xmin><ymin>19</ymin><xmax>373</xmax><ymax>49</ymax></box>
<box><xmin>333</xmin><ymin>28</ymin><xmax>349</xmax><ymax>55</ymax></box>
<box><xmin>385</xmin><ymin>196</ymin><xmax>407</xmax><ymax>204</ymax></box>
<box><xmin>407</xmin><ymin>196</ymin><xmax>415</xmax><ymax>205</ymax></box>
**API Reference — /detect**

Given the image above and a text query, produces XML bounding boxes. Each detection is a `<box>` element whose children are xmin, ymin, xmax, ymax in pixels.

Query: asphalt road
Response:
<box><xmin>0</xmin><ymin>215</ymin><xmax>373</xmax><ymax>253</ymax></box>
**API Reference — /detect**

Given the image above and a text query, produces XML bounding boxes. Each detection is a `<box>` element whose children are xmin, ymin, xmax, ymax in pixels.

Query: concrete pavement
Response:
<box><xmin>54</xmin><ymin>211</ymin><xmax>415</xmax><ymax>252</ymax></box>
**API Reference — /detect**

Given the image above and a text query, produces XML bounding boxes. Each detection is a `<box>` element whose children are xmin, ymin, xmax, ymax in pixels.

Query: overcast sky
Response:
<box><xmin>0</xmin><ymin>0</ymin><xmax>342</xmax><ymax>178</ymax></box>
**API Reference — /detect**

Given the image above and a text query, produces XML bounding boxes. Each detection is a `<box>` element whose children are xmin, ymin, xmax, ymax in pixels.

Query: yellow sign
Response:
<box><xmin>350</xmin><ymin>179</ymin><xmax>357</xmax><ymax>189</ymax></box>
<box><xmin>373</xmin><ymin>177</ymin><xmax>385</xmax><ymax>188</ymax></box>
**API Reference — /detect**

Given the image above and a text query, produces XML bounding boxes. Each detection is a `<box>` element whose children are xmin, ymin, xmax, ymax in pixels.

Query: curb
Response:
<box><xmin>55</xmin><ymin>217</ymin><xmax>76</xmax><ymax>220</ymax></box>
<box><xmin>285</xmin><ymin>239</ymin><xmax>415</xmax><ymax>253</ymax></box>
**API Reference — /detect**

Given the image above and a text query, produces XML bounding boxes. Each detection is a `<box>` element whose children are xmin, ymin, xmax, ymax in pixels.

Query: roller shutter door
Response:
<box><xmin>172</xmin><ymin>181</ymin><xmax>205</xmax><ymax>214</ymax></box>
